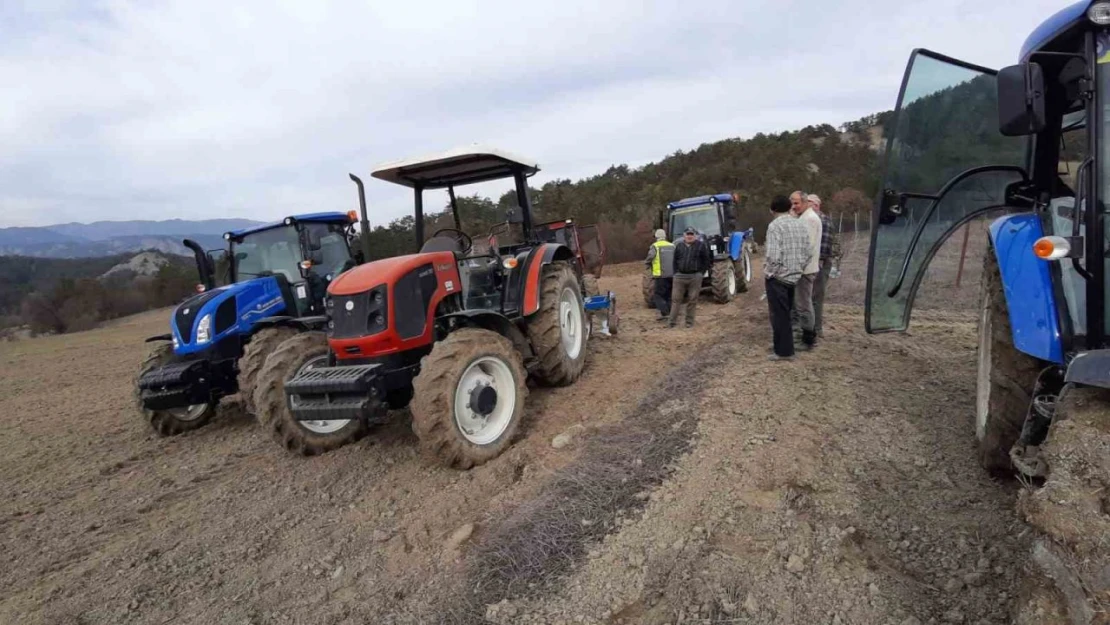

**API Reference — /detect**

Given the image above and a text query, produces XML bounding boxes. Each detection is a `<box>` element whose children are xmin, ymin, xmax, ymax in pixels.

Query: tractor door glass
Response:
<box><xmin>302</xmin><ymin>223</ymin><xmax>352</xmax><ymax>277</ymax></box>
<box><xmin>1098</xmin><ymin>51</ymin><xmax>1110</xmax><ymax>333</ymax></box>
<box><xmin>233</xmin><ymin>226</ymin><xmax>303</xmax><ymax>285</ymax></box>
<box><xmin>866</xmin><ymin>49</ymin><xmax>1026</xmax><ymax>332</ymax></box>
<box><xmin>1052</xmin><ymin>111</ymin><xmax>1088</xmax><ymax>336</ymax></box>
<box><xmin>670</xmin><ymin>205</ymin><xmax>721</xmax><ymax>238</ymax></box>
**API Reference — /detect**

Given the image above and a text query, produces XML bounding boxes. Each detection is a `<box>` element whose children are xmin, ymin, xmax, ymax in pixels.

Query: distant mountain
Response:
<box><xmin>0</xmin><ymin>219</ymin><xmax>264</xmax><ymax>258</ymax></box>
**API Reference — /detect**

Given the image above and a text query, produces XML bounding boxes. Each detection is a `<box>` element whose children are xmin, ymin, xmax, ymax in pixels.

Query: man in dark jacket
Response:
<box><xmin>669</xmin><ymin>227</ymin><xmax>712</xmax><ymax>328</ymax></box>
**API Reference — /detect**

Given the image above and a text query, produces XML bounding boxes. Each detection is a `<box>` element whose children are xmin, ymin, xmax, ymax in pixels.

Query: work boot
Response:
<box><xmin>768</xmin><ymin>354</ymin><xmax>795</xmax><ymax>362</ymax></box>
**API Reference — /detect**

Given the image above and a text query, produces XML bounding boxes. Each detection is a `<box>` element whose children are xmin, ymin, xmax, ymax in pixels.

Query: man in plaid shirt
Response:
<box><xmin>808</xmin><ymin>194</ymin><xmax>838</xmax><ymax>337</ymax></box>
<box><xmin>764</xmin><ymin>195</ymin><xmax>813</xmax><ymax>360</ymax></box>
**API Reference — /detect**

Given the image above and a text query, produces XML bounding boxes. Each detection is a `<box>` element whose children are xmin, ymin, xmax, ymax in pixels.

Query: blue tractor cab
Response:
<box><xmin>644</xmin><ymin>193</ymin><xmax>753</xmax><ymax>305</ymax></box>
<box><xmin>865</xmin><ymin>1</ymin><xmax>1110</xmax><ymax>477</ymax></box>
<box><xmin>136</xmin><ymin>179</ymin><xmax>374</xmax><ymax>437</ymax></box>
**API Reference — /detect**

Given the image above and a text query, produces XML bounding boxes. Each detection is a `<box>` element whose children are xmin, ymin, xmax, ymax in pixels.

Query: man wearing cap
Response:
<box><xmin>789</xmin><ymin>190</ymin><xmax>821</xmax><ymax>349</ymax></box>
<box><xmin>669</xmin><ymin>227</ymin><xmax>712</xmax><ymax>328</ymax></box>
<box><xmin>644</xmin><ymin>229</ymin><xmax>675</xmax><ymax>319</ymax></box>
<box><xmin>807</xmin><ymin>194</ymin><xmax>836</xmax><ymax>337</ymax></box>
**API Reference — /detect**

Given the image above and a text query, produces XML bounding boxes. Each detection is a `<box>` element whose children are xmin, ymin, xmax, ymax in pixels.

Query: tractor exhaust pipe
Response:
<box><xmin>349</xmin><ymin>173</ymin><xmax>373</xmax><ymax>262</ymax></box>
<box><xmin>184</xmin><ymin>238</ymin><xmax>215</xmax><ymax>290</ymax></box>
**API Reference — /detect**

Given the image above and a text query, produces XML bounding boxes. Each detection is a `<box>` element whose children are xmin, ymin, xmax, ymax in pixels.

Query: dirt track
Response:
<box><xmin>0</xmin><ymin>256</ymin><xmax>1057</xmax><ymax>624</ymax></box>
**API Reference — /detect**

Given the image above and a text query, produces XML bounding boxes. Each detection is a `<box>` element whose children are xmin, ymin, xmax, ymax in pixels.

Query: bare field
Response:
<box><xmin>0</xmin><ymin>248</ymin><xmax>1059</xmax><ymax>624</ymax></box>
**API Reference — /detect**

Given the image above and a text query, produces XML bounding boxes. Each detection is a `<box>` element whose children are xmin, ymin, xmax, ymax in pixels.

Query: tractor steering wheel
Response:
<box><xmin>431</xmin><ymin>228</ymin><xmax>473</xmax><ymax>255</ymax></box>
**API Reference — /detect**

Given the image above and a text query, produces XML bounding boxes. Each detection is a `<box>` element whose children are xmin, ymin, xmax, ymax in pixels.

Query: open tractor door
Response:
<box><xmin>869</xmin><ymin>7</ymin><xmax>1110</xmax><ymax>478</ymax></box>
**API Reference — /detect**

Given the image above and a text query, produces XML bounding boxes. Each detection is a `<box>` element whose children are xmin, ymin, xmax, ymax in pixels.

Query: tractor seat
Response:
<box><xmin>420</xmin><ymin>235</ymin><xmax>466</xmax><ymax>257</ymax></box>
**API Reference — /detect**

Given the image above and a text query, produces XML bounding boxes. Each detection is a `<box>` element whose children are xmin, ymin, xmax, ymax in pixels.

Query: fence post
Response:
<box><xmin>955</xmin><ymin>223</ymin><xmax>972</xmax><ymax>287</ymax></box>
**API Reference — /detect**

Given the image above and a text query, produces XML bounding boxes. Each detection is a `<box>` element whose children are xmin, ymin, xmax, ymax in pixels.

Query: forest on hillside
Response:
<box><xmin>362</xmin><ymin>113</ymin><xmax>893</xmax><ymax>263</ymax></box>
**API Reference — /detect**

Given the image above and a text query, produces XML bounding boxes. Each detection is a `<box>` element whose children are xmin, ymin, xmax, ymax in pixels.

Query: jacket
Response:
<box><xmin>645</xmin><ymin>240</ymin><xmax>675</xmax><ymax>278</ymax></box>
<box><xmin>673</xmin><ymin>239</ymin><xmax>711</xmax><ymax>275</ymax></box>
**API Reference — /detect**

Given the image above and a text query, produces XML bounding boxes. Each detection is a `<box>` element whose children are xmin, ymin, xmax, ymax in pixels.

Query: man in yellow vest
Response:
<box><xmin>644</xmin><ymin>229</ymin><xmax>676</xmax><ymax>320</ymax></box>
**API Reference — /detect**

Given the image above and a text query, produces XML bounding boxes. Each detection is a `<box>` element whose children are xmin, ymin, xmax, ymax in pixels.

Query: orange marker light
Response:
<box><xmin>299</xmin><ymin>260</ymin><xmax>314</xmax><ymax>270</ymax></box>
<box><xmin>195</xmin><ymin>284</ymin><xmax>207</xmax><ymax>293</ymax></box>
<box><xmin>502</xmin><ymin>257</ymin><xmax>519</xmax><ymax>269</ymax></box>
<box><xmin>1032</xmin><ymin>236</ymin><xmax>1070</xmax><ymax>261</ymax></box>
<box><xmin>347</xmin><ymin>210</ymin><xmax>358</xmax><ymax>222</ymax></box>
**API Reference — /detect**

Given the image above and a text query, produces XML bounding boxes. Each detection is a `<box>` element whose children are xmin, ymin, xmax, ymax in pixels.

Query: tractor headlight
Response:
<box><xmin>196</xmin><ymin>314</ymin><xmax>213</xmax><ymax>344</ymax></box>
<box><xmin>1089</xmin><ymin>2</ymin><xmax>1110</xmax><ymax>24</ymax></box>
<box><xmin>710</xmin><ymin>244</ymin><xmax>718</xmax><ymax>253</ymax></box>
<box><xmin>172</xmin><ymin>335</ymin><xmax>180</xmax><ymax>350</ymax></box>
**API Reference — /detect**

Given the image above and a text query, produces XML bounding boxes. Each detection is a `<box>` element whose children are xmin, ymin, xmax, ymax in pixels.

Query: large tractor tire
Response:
<box><xmin>709</xmin><ymin>259</ymin><xmax>737</xmax><ymax>303</ymax></box>
<box><xmin>135</xmin><ymin>343</ymin><xmax>216</xmax><ymax>436</ymax></box>
<box><xmin>238</xmin><ymin>326</ymin><xmax>298</xmax><ymax>415</ymax></box>
<box><xmin>411</xmin><ymin>328</ymin><xmax>528</xmax><ymax>469</ymax></box>
<box><xmin>527</xmin><ymin>261</ymin><xmax>589</xmax><ymax>386</ymax></box>
<box><xmin>254</xmin><ymin>332</ymin><xmax>368</xmax><ymax>456</ymax></box>
<box><xmin>642</xmin><ymin>270</ymin><xmax>656</xmax><ymax>308</ymax></box>
<box><xmin>975</xmin><ymin>250</ymin><xmax>1042</xmax><ymax>474</ymax></box>
<box><xmin>735</xmin><ymin>247</ymin><xmax>752</xmax><ymax>294</ymax></box>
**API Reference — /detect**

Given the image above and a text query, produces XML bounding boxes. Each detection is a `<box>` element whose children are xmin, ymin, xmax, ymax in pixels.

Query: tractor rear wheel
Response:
<box><xmin>710</xmin><ymin>259</ymin><xmax>737</xmax><ymax>303</ymax></box>
<box><xmin>975</xmin><ymin>250</ymin><xmax>1041</xmax><ymax>474</ymax></box>
<box><xmin>642</xmin><ymin>270</ymin><xmax>656</xmax><ymax>307</ymax></box>
<box><xmin>411</xmin><ymin>328</ymin><xmax>528</xmax><ymax>469</ymax></box>
<box><xmin>254</xmin><ymin>332</ymin><xmax>368</xmax><ymax>456</ymax></box>
<box><xmin>736</xmin><ymin>247</ymin><xmax>752</xmax><ymax>294</ymax></box>
<box><xmin>527</xmin><ymin>261</ymin><xmax>588</xmax><ymax>386</ymax></box>
<box><xmin>135</xmin><ymin>343</ymin><xmax>216</xmax><ymax>436</ymax></box>
<box><xmin>239</xmin><ymin>326</ymin><xmax>298</xmax><ymax>415</ymax></box>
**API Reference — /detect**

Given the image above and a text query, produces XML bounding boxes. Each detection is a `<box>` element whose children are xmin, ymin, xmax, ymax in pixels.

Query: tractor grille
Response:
<box><xmin>329</xmin><ymin>285</ymin><xmax>388</xmax><ymax>339</ymax></box>
<box><xmin>174</xmin><ymin>291</ymin><xmax>221</xmax><ymax>341</ymax></box>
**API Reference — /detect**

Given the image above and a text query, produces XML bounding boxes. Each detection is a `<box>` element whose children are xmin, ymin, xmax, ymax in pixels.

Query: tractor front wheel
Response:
<box><xmin>642</xmin><ymin>270</ymin><xmax>656</xmax><ymax>308</ymax></box>
<box><xmin>710</xmin><ymin>259</ymin><xmax>737</xmax><ymax>303</ymax></box>
<box><xmin>238</xmin><ymin>326</ymin><xmax>298</xmax><ymax>415</ymax></box>
<box><xmin>254</xmin><ymin>332</ymin><xmax>368</xmax><ymax>456</ymax></box>
<box><xmin>135</xmin><ymin>343</ymin><xmax>216</xmax><ymax>436</ymax></box>
<box><xmin>736</xmin><ymin>247</ymin><xmax>752</xmax><ymax>294</ymax></box>
<box><xmin>527</xmin><ymin>261</ymin><xmax>588</xmax><ymax>386</ymax></box>
<box><xmin>411</xmin><ymin>328</ymin><xmax>528</xmax><ymax>469</ymax></box>
<box><xmin>975</xmin><ymin>249</ymin><xmax>1041</xmax><ymax>474</ymax></box>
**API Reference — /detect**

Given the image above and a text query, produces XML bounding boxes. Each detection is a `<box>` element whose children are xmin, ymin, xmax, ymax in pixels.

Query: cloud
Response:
<box><xmin>0</xmin><ymin>0</ymin><xmax>1066</xmax><ymax>227</ymax></box>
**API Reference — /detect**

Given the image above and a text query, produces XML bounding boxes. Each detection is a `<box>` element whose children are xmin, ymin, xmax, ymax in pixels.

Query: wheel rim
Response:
<box><xmin>558</xmin><ymin>286</ymin><xmax>584</xmax><ymax>360</ymax></box>
<box><xmin>453</xmin><ymin>356</ymin><xmax>517</xmax><ymax>445</ymax></box>
<box><xmin>167</xmin><ymin>403</ymin><xmax>209</xmax><ymax>421</ymax></box>
<box><xmin>727</xmin><ymin>267</ymin><xmax>737</xmax><ymax>295</ymax></box>
<box><xmin>293</xmin><ymin>355</ymin><xmax>352</xmax><ymax>434</ymax></box>
<box><xmin>975</xmin><ymin>289</ymin><xmax>993</xmax><ymax>441</ymax></box>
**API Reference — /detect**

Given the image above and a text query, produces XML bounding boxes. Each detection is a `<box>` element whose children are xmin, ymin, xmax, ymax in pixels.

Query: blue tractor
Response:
<box><xmin>643</xmin><ymin>193</ymin><xmax>754</xmax><ymax>306</ymax></box>
<box><xmin>866</xmin><ymin>2</ymin><xmax>1110</xmax><ymax>478</ymax></box>
<box><xmin>136</xmin><ymin>177</ymin><xmax>373</xmax><ymax>436</ymax></box>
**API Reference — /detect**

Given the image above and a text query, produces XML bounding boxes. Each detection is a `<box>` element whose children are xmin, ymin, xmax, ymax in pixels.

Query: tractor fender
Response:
<box><xmin>440</xmin><ymin>310</ymin><xmax>535</xmax><ymax>361</ymax></box>
<box><xmin>519</xmin><ymin>243</ymin><xmax>576</xmax><ymax>317</ymax></box>
<box><xmin>144</xmin><ymin>334</ymin><xmax>173</xmax><ymax>343</ymax></box>
<box><xmin>252</xmin><ymin>315</ymin><xmax>329</xmax><ymax>333</ymax></box>
<box><xmin>727</xmin><ymin>229</ymin><xmax>752</xmax><ymax>262</ymax></box>
<box><xmin>988</xmin><ymin>213</ymin><xmax>1064</xmax><ymax>364</ymax></box>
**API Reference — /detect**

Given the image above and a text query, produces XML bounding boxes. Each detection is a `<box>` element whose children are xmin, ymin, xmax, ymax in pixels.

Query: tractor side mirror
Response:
<box><xmin>304</xmin><ymin>227</ymin><xmax>323</xmax><ymax>252</ymax></box>
<box><xmin>998</xmin><ymin>62</ymin><xmax>1046</xmax><ymax>136</ymax></box>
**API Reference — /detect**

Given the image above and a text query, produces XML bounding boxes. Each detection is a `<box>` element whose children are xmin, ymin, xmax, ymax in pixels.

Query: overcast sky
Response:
<box><xmin>0</xmin><ymin>0</ymin><xmax>1068</xmax><ymax>228</ymax></box>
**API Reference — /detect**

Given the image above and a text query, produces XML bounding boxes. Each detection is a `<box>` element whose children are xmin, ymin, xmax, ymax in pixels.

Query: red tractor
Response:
<box><xmin>253</xmin><ymin>147</ymin><xmax>605</xmax><ymax>468</ymax></box>
<box><xmin>531</xmin><ymin>219</ymin><xmax>606</xmax><ymax>296</ymax></box>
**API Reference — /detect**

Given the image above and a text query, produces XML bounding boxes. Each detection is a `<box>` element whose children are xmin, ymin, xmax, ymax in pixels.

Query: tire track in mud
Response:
<box><xmin>436</xmin><ymin>323</ymin><xmax>748</xmax><ymax>623</ymax></box>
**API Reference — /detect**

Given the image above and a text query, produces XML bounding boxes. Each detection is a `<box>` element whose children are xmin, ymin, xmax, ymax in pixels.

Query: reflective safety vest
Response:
<box><xmin>651</xmin><ymin>240</ymin><xmax>675</xmax><ymax>277</ymax></box>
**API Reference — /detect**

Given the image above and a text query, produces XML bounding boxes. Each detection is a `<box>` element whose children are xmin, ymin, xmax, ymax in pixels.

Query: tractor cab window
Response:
<box><xmin>301</xmin><ymin>222</ymin><xmax>353</xmax><ymax>277</ymax></box>
<box><xmin>232</xmin><ymin>226</ymin><xmax>303</xmax><ymax>285</ymax></box>
<box><xmin>670</xmin><ymin>205</ymin><xmax>721</xmax><ymax>238</ymax></box>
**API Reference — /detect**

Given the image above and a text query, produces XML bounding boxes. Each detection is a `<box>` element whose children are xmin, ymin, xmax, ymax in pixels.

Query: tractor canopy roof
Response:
<box><xmin>370</xmin><ymin>145</ymin><xmax>540</xmax><ymax>189</ymax></box>
<box><xmin>224</xmin><ymin>212</ymin><xmax>354</xmax><ymax>240</ymax></box>
<box><xmin>667</xmin><ymin>194</ymin><xmax>734</xmax><ymax>211</ymax></box>
<box><xmin>1020</xmin><ymin>1</ymin><xmax>1088</xmax><ymax>62</ymax></box>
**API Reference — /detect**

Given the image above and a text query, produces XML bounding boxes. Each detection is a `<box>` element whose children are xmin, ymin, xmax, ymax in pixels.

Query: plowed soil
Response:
<box><xmin>0</xmin><ymin>251</ymin><xmax>1062</xmax><ymax>624</ymax></box>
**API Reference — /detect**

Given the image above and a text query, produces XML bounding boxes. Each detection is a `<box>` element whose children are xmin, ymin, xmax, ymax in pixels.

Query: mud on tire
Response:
<box><xmin>135</xmin><ymin>343</ymin><xmax>216</xmax><ymax>436</ymax></box>
<box><xmin>527</xmin><ymin>261</ymin><xmax>588</xmax><ymax>386</ymax></box>
<box><xmin>253</xmin><ymin>332</ymin><xmax>368</xmax><ymax>456</ymax></box>
<box><xmin>238</xmin><ymin>326</ymin><xmax>299</xmax><ymax>415</ymax></box>
<box><xmin>976</xmin><ymin>249</ymin><xmax>1041</xmax><ymax>474</ymax></box>
<box><xmin>410</xmin><ymin>328</ymin><xmax>528</xmax><ymax>469</ymax></box>
<box><xmin>710</xmin><ymin>259</ymin><xmax>736</xmax><ymax>303</ymax></box>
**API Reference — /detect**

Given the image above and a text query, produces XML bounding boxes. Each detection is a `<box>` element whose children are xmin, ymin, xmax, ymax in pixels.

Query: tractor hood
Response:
<box><xmin>170</xmin><ymin>276</ymin><xmax>288</xmax><ymax>356</ymax></box>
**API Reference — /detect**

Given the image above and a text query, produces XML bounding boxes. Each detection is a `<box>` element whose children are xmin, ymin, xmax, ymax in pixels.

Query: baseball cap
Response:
<box><xmin>683</xmin><ymin>227</ymin><xmax>696</xmax><ymax>234</ymax></box>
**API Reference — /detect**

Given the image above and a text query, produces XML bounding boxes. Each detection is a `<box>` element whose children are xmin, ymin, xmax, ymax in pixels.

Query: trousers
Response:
<box><xmin>669</xmin><ymin>273</ymin><xmax>703</xmax><ymax>327</ymax></box>
<box><xmin>766</xmin><ymin>278</ymin><xmax>795</xmax><ymax>357</ymax></box>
